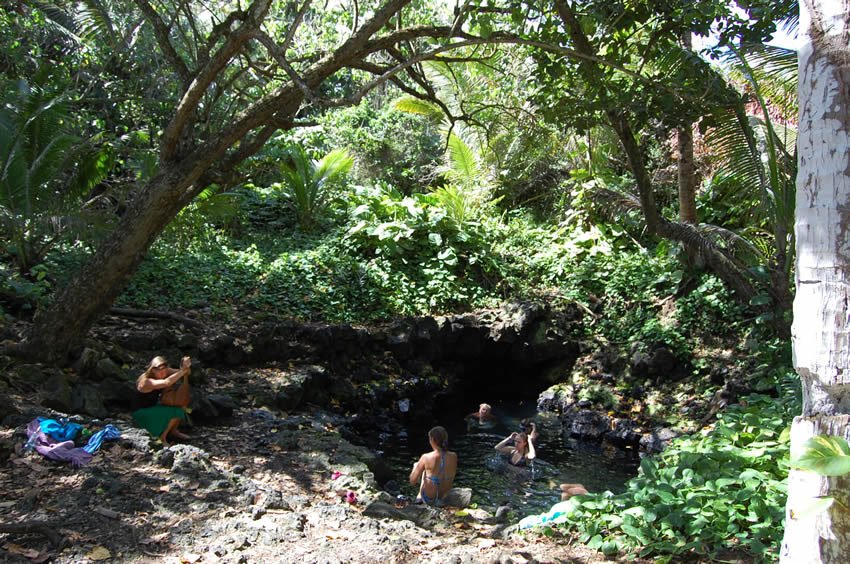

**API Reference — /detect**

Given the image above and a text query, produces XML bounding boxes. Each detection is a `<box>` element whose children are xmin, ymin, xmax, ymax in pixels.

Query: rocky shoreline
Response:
<box><xmin>3</xmin><ymin>301</ymin><xmax>748</xmax><ymax>461</ymax></box>
<box><xmin>0</xmin><ymin>300</ymin><xmax>750</xmax><ymax>562</ymax></box>
<box><xmin>2</xmin><ymin>396</ymin><xmax>637</xmax><ymax>563</ymax></box>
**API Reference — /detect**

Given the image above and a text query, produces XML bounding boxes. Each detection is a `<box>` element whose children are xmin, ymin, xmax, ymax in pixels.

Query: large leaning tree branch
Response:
<box><xmin>159</xmin><ymin>0</ymin><xmax>274</xmax><ymax>161</ymax></box>
<box><xmin>132</xmin><ymin>0</ymin><xmax>191</xmax><ymax>84</ymax></box>
<box><xmin>18</xmin><ymin>0</ymin><xmax>495</xmax><ymax>362</ymax></box>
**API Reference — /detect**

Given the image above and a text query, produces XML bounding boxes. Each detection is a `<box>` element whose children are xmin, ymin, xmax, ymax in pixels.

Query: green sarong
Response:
<box><xmin>132</xmin><ymin>405</ymin><xmax>186</xmax><ymax>438</ymax></box>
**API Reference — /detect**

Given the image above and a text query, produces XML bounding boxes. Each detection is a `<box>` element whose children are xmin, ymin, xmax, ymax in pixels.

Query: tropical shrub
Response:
<box><xmin>161</xmin><ymin>186</ymin><xmax>244</xmax><ymax>249</ymax></box>
<box><xmin>675</xmin><ymin>275</ymin><xmax>745</xmax><ymax>338</ymax></box>
<box><xmin>344</xmin><ymin>182</ymin><xmax>500</xmax><ymax>313</ymax></box>
<box><xmin>0</xmin><ymin>261</ymin><xmax>52</xmax><ymax>315</ymax></box>
<box><xmin>273</xmin><ymin>145</ymin><xmax>353</xmax><ymax>231</ymax></box>
<box><xmin>0</xmin><ymin>77</ymin><xmax>112</xmax><ymax>275</ymax></box>
<box><xmin>548</xmin><ymin>377</ymin><xmax>799</xmax><ymax>561</ymax></box>
<box><xmin>313</xmin><ymin>103</ymin><xmax>442</xmax><ymax>193</ymax></box>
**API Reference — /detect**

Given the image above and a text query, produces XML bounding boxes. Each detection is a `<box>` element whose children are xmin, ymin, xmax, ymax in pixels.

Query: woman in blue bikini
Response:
<box><xmin>409</xmin><ymin>426</ymin><xmax>458</xmax><ymax>505</ymax></box>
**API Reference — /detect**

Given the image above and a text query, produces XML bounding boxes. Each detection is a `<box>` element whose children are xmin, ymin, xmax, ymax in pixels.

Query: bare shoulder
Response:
<box><xmin>136</xmin><ymin>374</ymin><xmax>152</xmax><ymax>392</ymax></box>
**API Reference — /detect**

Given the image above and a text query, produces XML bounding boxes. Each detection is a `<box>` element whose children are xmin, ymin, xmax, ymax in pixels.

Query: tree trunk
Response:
<box><xmin>677</xmin><ymin>32</ymin><xmax>697</xmax><ymax>225</ymax></box>
<box><xmin>26</xmin><ymin>159</ymin><xmax>218</xmax><ymax>362</ymax></box>
<box><xmin>17</xmin><ymin>0</ymin><xmax>421</xmax><ymax>363</ymax></box>
<box><xmin>676</xmin><ymin>124</ymin><xmax>697</xmax><ymax>224</ymax></box>
<box><xmin>781</xmin><ymin>1</ymin><xmax>850</xmax><ymax>561</ymax></box>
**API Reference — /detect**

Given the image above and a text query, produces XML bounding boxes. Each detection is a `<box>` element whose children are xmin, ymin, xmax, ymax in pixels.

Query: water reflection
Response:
<box><xmin>379</xmin><ymin>400</ymin><xmax>640</xmax><ymax>515</ymax></box>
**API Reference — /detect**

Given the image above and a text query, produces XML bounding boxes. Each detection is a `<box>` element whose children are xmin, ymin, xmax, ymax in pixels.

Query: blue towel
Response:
<box><xmin>83</xmin><ymin>424</ymin><xmax>121</xmax><ymax>454</ymax></box>
<box><xmin>40</xmin><ymin>419</ymin><xmax>83</xmax><ymax>442</ymax></box>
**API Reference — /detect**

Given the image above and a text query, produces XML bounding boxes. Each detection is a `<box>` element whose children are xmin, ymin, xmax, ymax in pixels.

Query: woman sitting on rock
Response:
<box><xmin>132</xmin><ymin>355</ymin><xmax>192</xmax><ymax>445</ymax></box>
<box><xmin>409</xmin><ymin>426</ymin><xmax>458</xmax><ymax>505</ymax></box>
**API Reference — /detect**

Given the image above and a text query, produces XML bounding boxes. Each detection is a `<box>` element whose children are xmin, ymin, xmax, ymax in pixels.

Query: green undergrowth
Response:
<box><xmin>539</xmin><ymin>375</ymin><xmax>799</xmax><ymax>562</ymax></box>
<box><xmin>108</xmin><ymin>205</ymin><xmax>749</xmax><ymax>351</ymax></box>
<box><xmin>23</xmin><ymin>190</ymin><xmax>754</xmax><ymax>372</ymax></box>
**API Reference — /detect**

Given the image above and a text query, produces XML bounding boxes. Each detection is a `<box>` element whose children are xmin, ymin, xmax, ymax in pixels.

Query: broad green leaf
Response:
<box><xmin>621</xmin><ymin>506</ymin><xmax>645</xmax><ymax>518</ymax></box>
<box><xmin>792</xmin><ymin>435</ymin><xmax>850</xmax><ymax>476</ymax></box>
<box><xmin>600</xmin><ymin>540</ymin><xmax>619</xmax><ymax>556</ymax></box>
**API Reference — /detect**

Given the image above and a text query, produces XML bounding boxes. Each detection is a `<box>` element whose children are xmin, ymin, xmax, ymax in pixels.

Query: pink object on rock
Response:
<box><xmin>331</xmin><ymin>471</ymin><xmax>342</xmax><ymax>480</ymax></box>
<box><xmin>345</xmin><ymin>490</ymin><xmax>357</xmax><ymax>504</ymax></box>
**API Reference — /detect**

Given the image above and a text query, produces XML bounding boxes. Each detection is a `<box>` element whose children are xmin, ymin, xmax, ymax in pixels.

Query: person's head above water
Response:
<box><xmin>428</xmin><ymin>426</ymin><xmax>448</xmax><ymax>450</ymax></box>
<box><xmin>514</xmin><ymin>431</ymin><xmax>529</xmax><ymax>453</ymax></box>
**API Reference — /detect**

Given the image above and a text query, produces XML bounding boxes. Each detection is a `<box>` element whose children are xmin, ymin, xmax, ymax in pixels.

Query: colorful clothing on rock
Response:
<box><xmin>39</xmin><ymin>418</ymin><xmax>83</xmax><ymax>441</ymax></box>
<box><xmin>82</xmin><ymin>424</ymin><xmax>121</xmax><ymax>454</ymax></box>
<box><xmin>25</xmin><ymin>418</ymin><xmax>121</xmax><ymax>467</ymax></box>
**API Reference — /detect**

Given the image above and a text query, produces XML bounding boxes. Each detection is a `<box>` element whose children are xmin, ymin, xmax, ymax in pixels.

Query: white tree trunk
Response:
<box><xmin>781</xmin><ymin>1</ymin><xmax>850</xmax><ymax>562</ymax></box>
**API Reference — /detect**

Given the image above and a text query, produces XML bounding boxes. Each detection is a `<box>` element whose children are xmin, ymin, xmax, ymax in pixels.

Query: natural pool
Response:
<box><xmin>376</xmin><ymin>399</ymin><xmax>641</xmax><ymax>515</ymax></box>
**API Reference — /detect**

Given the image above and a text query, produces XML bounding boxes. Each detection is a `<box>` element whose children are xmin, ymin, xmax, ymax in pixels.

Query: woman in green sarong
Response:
<box><xmin>132</xmin><ymin>355</ymin><xmax>192</xmax><ymax>445</ymax></box>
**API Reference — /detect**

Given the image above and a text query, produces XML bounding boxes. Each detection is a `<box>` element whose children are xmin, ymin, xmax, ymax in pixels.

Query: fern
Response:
<box><xmin>277</xmin><ymin>145</ymin><xmax>353</xmax><ymax>231</ymax></box>
<box><xmin>0</xmin><ymin>79</ymin><xmax>112</xmax><ymax>274</ymax></box>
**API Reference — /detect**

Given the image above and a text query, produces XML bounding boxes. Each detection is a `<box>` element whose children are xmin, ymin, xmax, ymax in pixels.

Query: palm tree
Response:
<box><xmin>0</xmin><ymin>78</ymin><xmax>110</xmax><ymax>275</ymax></box>
<box><xmin>701</xmin><ymin>43</ymin><xmax>798</xmax><ymax>312</ymax></box>
<box><xmin>277</xmin><ymin>145</ymin><xmax>353</xmax><ymax>231</ymax></box>
<box><xmin>395</xmin><ymin>96</ymin><xmax>493</xmax><ymax>227</ymax></box>
<box><xmin>781</xmin><ymin>0</ymin><xmax>850</xmax><ymax>559</ymax></box>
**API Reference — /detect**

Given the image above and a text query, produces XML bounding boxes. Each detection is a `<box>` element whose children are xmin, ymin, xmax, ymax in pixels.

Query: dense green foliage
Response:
<box><xmin>104</xmin><ymin>188</ymin><xmax>748</xmax><ymax>351</ymax></box>
<box><xmin>311</xmin><ymin>103</ymin><xmax>443</xmax><ymax>194</ymax></box>
<box><xmin>546</xmin><ymin>376</ymin><xmax>798</xmax><ymax>562</ymax></box>
<box><xmin>0</xmin><ymin>77</ymin><xmax>112</xmax><ymax>275</ymax></box>
<box><xmin>0</xmin><ymin>1</ymin><xmax>804</xmax><ymax>560</ymax></box>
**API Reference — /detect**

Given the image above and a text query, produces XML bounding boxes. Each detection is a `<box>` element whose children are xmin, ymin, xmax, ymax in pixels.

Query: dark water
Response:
<box><xmin>377</xmin><ymin>400</ymin><xmax>640</xmax><ymax>515</ymax></box>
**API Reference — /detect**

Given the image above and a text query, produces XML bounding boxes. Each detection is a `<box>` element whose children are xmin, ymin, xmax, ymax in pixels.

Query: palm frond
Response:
<box><xmin>704</xmin><ymin>107</ymin><xmax>766</xmax><ymax>198</ymax></box>
<box><xmin>732</xmin><ymin>43</ymin><xmax>798</xmax><ymax>118</ymax></box>
<box><xmin>394</xmin><ymin>97</ymin><xmax>444</xmax><ymax>120</ymax></box>
<box><xmin>278</xmin><ymin>145</ymin><xmax>352</xmax><ymax>230</ymax></box>
<box><xmin>76</xmin><ymin>0</ymin><xmax>120</xmax><ymax>48</ymax></box>
<box><xmin>773</xmin><ymin>0</ymin><xmax>799</xmax><ymax>36</ymax></box>
<box><xmin>432</xmin><ymin>185</ymin><xmax>471</xmax><ymax>226</ymax></box>
<box><xmin>590</xmin><ymin>185</ymin><xmax>643</xmax><ymax>216</ymax></box>
<box><xmin>32</xmin><ymin>1</ymin><xmax>83</xmax><ymax>46</ymax></box>
<box><xmin>0</xmin><ymin>78</ymin><xmax>112</xmax><ymax>271</ymax></box>
<box><xmin>695</xmin><ymin>223</ymin><xmax>768</xmax><ymax>264</ymax></box>
<box><xmin>313</xmin><ymin>149</ymin><xmax>353</xmax><ymax>187</ymax></box>
<box><xmin>444</xmin><ymin>132</ymin><xmax>484</xmax><ymax>191</ymax></box>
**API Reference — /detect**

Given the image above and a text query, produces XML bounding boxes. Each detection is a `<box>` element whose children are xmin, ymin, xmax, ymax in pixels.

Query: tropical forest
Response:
<box><xmin>1</xmin><ymin>0</ymin><xmax>848</xmax><ymax>562</ymax></box>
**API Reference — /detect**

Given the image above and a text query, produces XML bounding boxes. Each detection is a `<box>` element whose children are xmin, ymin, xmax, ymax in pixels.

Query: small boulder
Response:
<box><xmin>440</xmin><ymin>487</ymin><xmax>472</xmax><ymax>508</ymax></box>
<box><xmin>41</xmin><ymin>372</ymin><xmax>73</xmax><ymax>413</ymax></box>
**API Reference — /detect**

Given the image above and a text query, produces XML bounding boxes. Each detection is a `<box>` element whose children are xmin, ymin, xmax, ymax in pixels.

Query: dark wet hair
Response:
<box><xmin>429</xmin><ymin>426</ymin><xmax>448</xmax><ymax>450</ymax></box>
